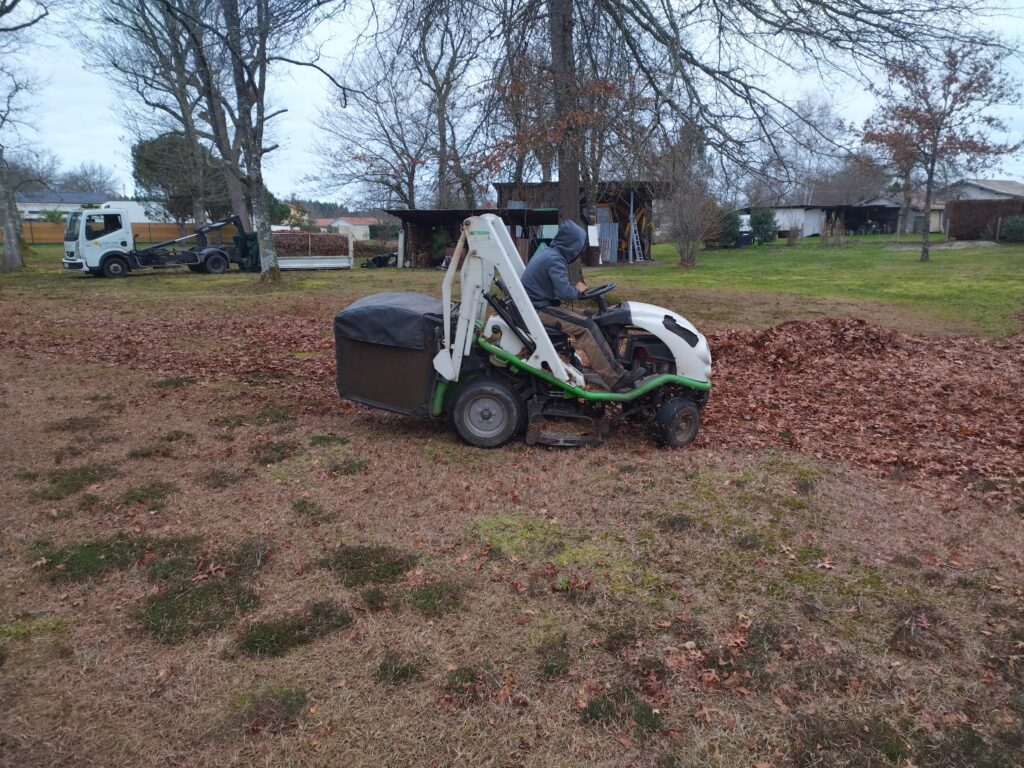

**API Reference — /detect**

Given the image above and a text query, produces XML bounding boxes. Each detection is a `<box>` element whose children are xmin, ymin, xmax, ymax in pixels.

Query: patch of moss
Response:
<box><xmin>292</xmin><ymin>498</ymin><xmax>331</xmax><ymax>522</ymax></box>
<box><xmin>361</xmin><ymin>586</ymin><xmax>388</xmax><ymax>611</ymax></box>
<box><xmin>0</xmin><ymin>615</ymin><xmax>67</xmax><ymax>639</ymax></box>
<box><xmin>309</xmin><ymin>433</ymin><xmax>348</xmax><ymax>446</ymax></box>
<box><xmin>210</xmin><ymin>413</ymin><xmax>246</xmax><ymax>428</ymax></box>
<box><xmin>229</xmin><ymin>684</ymin><xmax>307</xmax><ymax>733</ymax></box>
<box><xmin>127</xmin><ymin>443</ymin><xmax>174</xmax><ymax>459</ymax></box>
<box><xmin>251</xmin><ymin>405</ymin><xmax>295</xmax><ymax>426</ymax></box>
<box><xmin>251</xmin><ymin>440</ymin><xmax>300</xmax><ymax>465</ymax></box>
<box><xmin>35</xmin><ymin>463</ymin><xmax>118</xmax><ymax>501</ymax></box>
<box><xmin>138</xmin><ymin>579</ymin><xmax>259</xmax><ymax>644</ymax></box>
<box><xmin>790</xmin><ymin>714</ymin><xmax>912</xmax><ymax>767</ymax></box>
<box><xmin>46</xmin><ymin>415</ymin><xmax>106</xmax><ymax>433</ymax></box>
<box><xmin>33</xmin><ymin>534</ymin><xmax>198</xmax><ymax>583</ymax></box>
<box><xmin>145</xmin><ymin>555</ymin><xmax>196</xmax><ymax>584</ymax></box>
<box><xmin>77</xmin><ymin>492</ymin><xmax>102</xmax><ymax>511</ymax></box>
<box><xmin>376</xmin><ymin>649</ymin><xmax>418</xmax><ymax>683</ymax></box>
<box><xmin>471</xmin><ymin>514</ymin><xmax>572</xmax><ymax>561</ymax></box>
<box><xmin>52</xmin><ymin>445</ymin><xmax>83</xmax><ymax>464</ymax></box>
<box><xmin>409</xmin><ymin>581</ymin><xmax>461</xmax><ymax>616</ymax></box>
<box><xmin>120</xmin><ymin>481</ymin><xmax>177</xmax><ymax>510</ymax></box>
<box><xmin>162</xmin><ymin>430</ymin><xmax>192</xmax><ymax>443</ymax></box>
<box><xmin>234</xmin><ymin>600</ymin><xmax>352</xmax><ymax>657</ymax></box>
<box><xmin>733</xmin><ymin>532</ymin><xmax>764</xmax><ymax>551</ymax></box>
<box><xmin>536</xmin><ymin>632</ymin><xmax>571</xmax><ymax>678</ymax></box>
<box><xmin>328</xmin><ymin>456</ymin><xmax>367</xmax><ymax>476</ymax></box>
<box><xmin>657</xmin><ymin>513</ymin><xmax>695</xmax><ymax>532</ymax></box>
<box><xmin>580</xmin><ymin>696</ymin><xmax>617</xmax><ymax>724</ymax></box>
<box><xmin>320</xmin><ymin>544</ymin><xmax>417</xmax><ymax>587</ymax></box>
<box><xmin>32</xmin><ymin>534</ymin><xmax>149</xmax><ymax>582</ymax></box>
<box><xmin>631</xmin><ymin>700</ymin><xmax>663</xmax><ymax>733</ymax></box>
<box><xmin>223</xmin><ymin>537</ymin><xmax>273</xmax><ymax>580</ymax></box>
<box><xmin>445</xmin><ymin>666</ymin><xmax>478</xmax><ymax>688</ymax></box>
<box><xmin>198</xmin><ymin>469</ymin><xmax>243</xmax><ymax>489</ymax></box>
<box><xmin>604</xmin><ymin>625</ymin><xmax>638</xmax><ymax>653</ymax></box>
<box><xmin>152</xmin><ymin>376</ymin><xmax>196</xmax><ymax>389</ymax></box>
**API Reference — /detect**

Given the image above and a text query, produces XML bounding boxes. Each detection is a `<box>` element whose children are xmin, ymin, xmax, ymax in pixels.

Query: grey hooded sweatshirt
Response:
<box><xmin>521</xmin><ymin>220</ymin><xmax>587</xmax><ymax>308</ymax></box>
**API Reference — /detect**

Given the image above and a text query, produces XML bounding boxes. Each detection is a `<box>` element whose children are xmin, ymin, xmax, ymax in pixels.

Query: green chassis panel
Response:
<box><xmin>475</xmin><ymin>337</ymin><xmax>711</xmax><ymax>402</ymax></box>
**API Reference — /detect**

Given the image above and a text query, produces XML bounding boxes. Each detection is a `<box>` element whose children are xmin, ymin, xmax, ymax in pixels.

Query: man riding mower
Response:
<box><xmin>333</xmin><ymin>213</ymin><xmax>712</xmax><ymax>448</ymax></box>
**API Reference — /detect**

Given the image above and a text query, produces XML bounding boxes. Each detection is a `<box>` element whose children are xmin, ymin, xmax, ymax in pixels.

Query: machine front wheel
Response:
<box><xmin>102</xmin><ymin>256</ymin><xmax>129</xmax><ymax>278</ymax></box>
<box><xmin>451</xmin><ymin>377</ymin><xmax>525</xmax><ymax>448</ymax></box>
<box><xmin>654</xmin><ymin>398</ymin><xmax>701</xmax><ymax>447</ymax></box>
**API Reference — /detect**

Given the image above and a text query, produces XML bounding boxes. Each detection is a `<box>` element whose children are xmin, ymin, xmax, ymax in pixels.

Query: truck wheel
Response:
<box><xmin>204</xmin><ymin>253</ymin><xmax>228</xmax><ymax>274</ymax></box>
<box><xmin>451</xmin><ymin>377</ymin><xmax>525</xmax><ymax>448</ymax></box>
<box><xmin>102</xmin><ymin>256</ymin><xmax>129</xmax><ymax>278</ymax></box>
<box><xmin>654</xmin><ymin>398</ymin><xmax>700</xmax><ymax>447</ymax></box>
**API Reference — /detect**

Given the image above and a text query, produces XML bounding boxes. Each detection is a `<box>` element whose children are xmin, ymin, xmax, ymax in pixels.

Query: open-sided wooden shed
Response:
<box><xmin>387</xmin><ymin>208</ymin><xmax>560</xmax><ymax>268</ymax></box>
<box><xmin>491</xmin><ymin>180</ymin><xmax>667</xmax><ymax>262</ymax></box>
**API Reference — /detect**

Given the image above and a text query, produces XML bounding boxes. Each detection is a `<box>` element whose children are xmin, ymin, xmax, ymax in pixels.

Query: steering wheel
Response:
<box><xmin>579</xmin><ymin>282</ymin><xmax>616</xmax><ymax>313</ymax></box>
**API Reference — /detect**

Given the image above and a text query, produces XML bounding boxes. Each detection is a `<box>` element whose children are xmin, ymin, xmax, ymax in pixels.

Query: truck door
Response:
<box><xmin>84</xmin><ymin>212</ymin><xmax>132</xmax><ymax>257</ymax></box>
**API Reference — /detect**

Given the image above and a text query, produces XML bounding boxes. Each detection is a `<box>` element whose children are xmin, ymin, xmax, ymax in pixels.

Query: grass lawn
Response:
<box><xmin>6</xmin><ymin>235</ymin><xmax>1023</xmax><ymax>337</ymax></box>
<box><xmin>626</xmin><ymin>236</ymin><xmax>1023</xmax><ymax>338</ymax></box>
<box><xmin>1</xmin><ymin>235</ymin><xmax>1022</xmax><ymax>767</ymax></box>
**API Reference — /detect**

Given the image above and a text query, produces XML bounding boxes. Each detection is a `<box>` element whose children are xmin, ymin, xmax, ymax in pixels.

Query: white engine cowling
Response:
<box><xmin>622</xmin><ymin>301</ymin><xmax>712</xmax><ymax>384</ymax></box>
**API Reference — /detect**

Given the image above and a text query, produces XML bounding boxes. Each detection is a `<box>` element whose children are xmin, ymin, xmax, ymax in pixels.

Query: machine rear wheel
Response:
<box><xmin>451</xmin><ymin>377</ymin><xmax>525</xmax><ymax>448</ymax></box>
<box><xmin>654</xmin><ymin>398</ymin><xmax>700</xmax><ymax>447</ymax></box>
<box><xmin>204</xmin><ymin>252</ymin><xmax>229</xmax><ymax>274</ymax></box>
<box><xmin>102</xmin><ymin>256</ymin><xmax>129</xmax><ymax>278</ymax></box>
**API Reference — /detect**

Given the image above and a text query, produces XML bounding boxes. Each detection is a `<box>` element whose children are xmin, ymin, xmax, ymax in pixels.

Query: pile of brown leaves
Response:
<box><xmin>706</xmin><ymin>318</ymin><xmax>1023</xmax><ymax>503</ymax></box>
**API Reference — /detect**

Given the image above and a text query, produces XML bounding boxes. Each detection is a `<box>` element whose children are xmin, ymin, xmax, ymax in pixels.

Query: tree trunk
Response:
<box><xmin>547</xmin><ymin>0</ymin><xmax>580</xmax><ymax>225</ymax></box>
<box><xmin>921</xmin><ymin>157</ymin><xmax>937</xmax><ymax>262</ymax></box>
<box><xmin>0</xmin><ymin>153</ymin><xmax>23</xmax><ymax>272</ymax></box>
<box><xmin>248</xmin><ymin>161</ymin><xmax>279</xmax><ymax>283</ymax></box>
<box><xmin>436</xmin><ymin>99</ymin><xmax>450</xmax><ymax>207</ymax></box>
<box><xmin>896</xmin><ymin>168</ymin><xmax>912</xmax><ymax>245</ymax></box>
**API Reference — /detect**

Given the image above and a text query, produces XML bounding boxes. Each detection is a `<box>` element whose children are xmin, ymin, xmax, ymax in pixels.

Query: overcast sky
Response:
<box><xmin>19</xmin><ymin>5</ymin><xmax>1024</xmax><ymax>203</ymax></box>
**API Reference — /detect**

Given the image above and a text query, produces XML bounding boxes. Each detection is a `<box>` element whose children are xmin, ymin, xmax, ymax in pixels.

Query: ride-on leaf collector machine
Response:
<box><xmin>334</xmin><ymin>214</ymin><xmax>711</xmax><ymax>448</ymax></box>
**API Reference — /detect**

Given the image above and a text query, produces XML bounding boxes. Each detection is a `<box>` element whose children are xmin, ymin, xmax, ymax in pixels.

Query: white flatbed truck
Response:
<box><xmin>62</xmin><ymin>210</ymin><xmax>258</xmax><ymax>277</ymax></box>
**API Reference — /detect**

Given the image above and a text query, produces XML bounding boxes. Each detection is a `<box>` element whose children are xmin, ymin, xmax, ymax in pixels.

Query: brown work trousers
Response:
<box><xmin>538</xmin><ymin>305</ymin><xmax>627</xmax><ymax>388</ymax></box>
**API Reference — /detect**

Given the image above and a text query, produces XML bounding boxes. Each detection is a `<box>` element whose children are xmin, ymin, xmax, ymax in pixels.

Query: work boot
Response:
<box><xmin>612</xmin><ymin>368</ymin><xmax>645</xmax><ymax>392</ymax></box>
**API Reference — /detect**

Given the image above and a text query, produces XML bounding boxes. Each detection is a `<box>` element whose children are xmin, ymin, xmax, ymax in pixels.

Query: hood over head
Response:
<box><xmin>548</xmin><ymin>220</ymin><xmax>587</xmax><ymax>263</ymax></box>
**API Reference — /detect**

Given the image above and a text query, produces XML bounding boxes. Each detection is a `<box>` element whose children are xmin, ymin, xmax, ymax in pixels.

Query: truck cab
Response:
<box><xmin>63</xmin><ymin>209</ymin><xmax>135</xmax><ymax>276</ymax></box>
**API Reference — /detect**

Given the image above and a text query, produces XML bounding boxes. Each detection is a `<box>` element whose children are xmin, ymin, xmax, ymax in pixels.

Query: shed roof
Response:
<box><xmin>386</xmin><ymin>208</ymin><xmax>560</xmax><ymax>227</ymax></box>
<box><xmin>951</xmin><ymin>179</ymin><xmax>1024</xmax><ymax>198</ymax></box>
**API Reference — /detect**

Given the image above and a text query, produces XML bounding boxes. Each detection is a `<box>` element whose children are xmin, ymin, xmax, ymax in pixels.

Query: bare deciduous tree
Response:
<box><xmin>0</xmin><ymin>0</ymin><xmax>52</xmax><ymax>271</ymax></box>
<box><xmin>317</xmin><ymin>46</ymin><xmax>433</xmax><ymax>209</ymax></box>
<box><xmin>865</xmin><ymin>42</ymin><xmax>1022</xmax><ymax>261</ymax></box>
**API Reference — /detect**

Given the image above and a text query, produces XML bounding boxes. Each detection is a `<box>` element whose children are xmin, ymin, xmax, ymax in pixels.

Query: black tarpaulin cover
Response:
<box><xmin>333</xmin><ymin>292</ymin><xmax>443</xmax><ymax>350</ymax></box>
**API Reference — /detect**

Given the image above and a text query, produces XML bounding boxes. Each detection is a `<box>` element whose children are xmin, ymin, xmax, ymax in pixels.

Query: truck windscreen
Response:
<box><xmin>64</xmin><ymin>212</ymin><xmax>81</xmax><ymax>242</ymax></box>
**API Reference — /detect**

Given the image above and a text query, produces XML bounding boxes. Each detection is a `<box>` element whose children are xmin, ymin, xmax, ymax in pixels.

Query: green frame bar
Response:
<box><xmin>476</xmin><ymin>337</ymin><xmax>710</xmax><ymax>401</ymax></box>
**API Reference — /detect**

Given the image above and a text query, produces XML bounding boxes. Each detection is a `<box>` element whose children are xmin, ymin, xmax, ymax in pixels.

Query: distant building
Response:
<box><xmin>742</xmin><ymin>194</ymin><xmax>944</xmax><ymax>237</ymax></box>
<box><xmin>15</xmin><ymin>191</ymin><xmax>172</xmax><ymax>222</ymax></box>
<box><xmin>15</xmin><ymin>191</ymin><xmax>109</xmax><ymax>220</ymax></box>
<box><xmin>941</xmin><ymin>179</ymin><xmax>1024</xmax><ymax>201</ymax></box>
<box><xmin>331</xmin><ymin>216</ymin><xmax>379</xmax><ymax>241</ymax></box>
